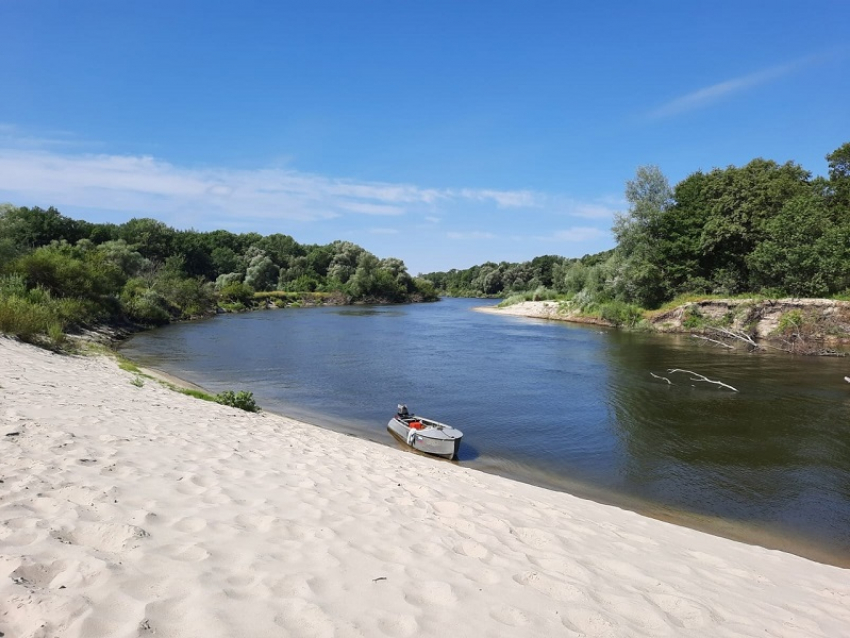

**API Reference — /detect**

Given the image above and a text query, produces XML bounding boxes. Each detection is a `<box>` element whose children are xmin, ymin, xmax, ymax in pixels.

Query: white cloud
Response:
<box><xmin>648</xmin><ymin>55</ymin><xmax>816</xmax><ymax>119</ymax></box>
<box><xmin>0</xmin><ymin>148</ymin><xmax>549</xmax><ymax>228</ymax></box>
<box><xmin>454</xmin><ymin>188</ymin><xmax>539</xmax><ymax>208</ymax></box>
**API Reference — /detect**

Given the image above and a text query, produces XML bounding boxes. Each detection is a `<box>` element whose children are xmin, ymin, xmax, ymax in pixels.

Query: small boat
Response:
<box><xmin>387</xmin><ymin>404</ymin><xmax>463</xmax><ymax>460</ymax></box>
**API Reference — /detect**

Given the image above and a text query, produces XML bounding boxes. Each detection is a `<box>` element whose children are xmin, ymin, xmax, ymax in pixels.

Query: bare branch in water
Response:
<box><xmin>650</xmin><ymin>372</ymin><xmax>672</xmax><ymax>385</ymax></box>
<box><xmin>667</xmin><ymin>368</ymin><xmax>738</xmax><ymax>392</ymax></box>
<box><xmin>712</xmin><ymin>327</ymin><xmax>761</xmax><ymax>351</ymax></box>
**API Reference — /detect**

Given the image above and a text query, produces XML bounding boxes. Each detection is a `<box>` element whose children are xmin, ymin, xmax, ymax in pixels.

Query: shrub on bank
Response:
<box><xmin>214</xmin><ymin>390</ymin><xmax>259</xmax><ymax>412</ymax></box>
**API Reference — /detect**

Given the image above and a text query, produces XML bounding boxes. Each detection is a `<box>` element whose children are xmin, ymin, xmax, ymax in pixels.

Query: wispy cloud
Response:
<box><xmin>453</xmin><ymin>188</ymin><xmax>539</xmax><ymax>208</ymax></box>
<box><xmin>0</xmin><ymin>148</ymin><xmax>545</xmax><ymax>229</ymax></box>
<box><xmin>648</xmin><ymin>55</ymin><xmax>817</xmax><ymax>119</ymax></box>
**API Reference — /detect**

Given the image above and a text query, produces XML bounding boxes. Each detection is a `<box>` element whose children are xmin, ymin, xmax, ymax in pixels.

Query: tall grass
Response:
<box><xmin>0</xmin><ymin>274</ymin><xmax>95</xmax><ymax>346</ymax></box>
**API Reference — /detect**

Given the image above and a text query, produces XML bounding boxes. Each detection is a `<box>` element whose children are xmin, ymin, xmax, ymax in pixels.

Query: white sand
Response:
<box><xmin>475</xmin><ymin>301</ymin><xmax>567</xmax><ymax>321</ymax></box>
<box><xmin>1</xmin><ymin>337</ymin><xmax>848</xmax><ymax>638</ymax></box>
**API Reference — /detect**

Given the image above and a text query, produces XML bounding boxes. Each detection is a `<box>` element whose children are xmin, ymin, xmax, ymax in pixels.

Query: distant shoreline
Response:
<box><xmin>477</xmin><ymin>298</ymin><xmax>850</xmax><ymax>354</ymax></box>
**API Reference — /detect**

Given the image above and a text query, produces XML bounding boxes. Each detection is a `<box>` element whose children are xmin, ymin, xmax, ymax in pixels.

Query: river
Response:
<box><xmin>119</xmin><ymin>297</ymin><xmax>850</xmax><ymax>565</ymax></box>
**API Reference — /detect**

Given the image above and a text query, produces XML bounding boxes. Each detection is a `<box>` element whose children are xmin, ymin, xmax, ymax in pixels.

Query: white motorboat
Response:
<box><xmin>387</xmin><ymin>404</ymin><xmax>463</xmax><ymax>460</ymax></box>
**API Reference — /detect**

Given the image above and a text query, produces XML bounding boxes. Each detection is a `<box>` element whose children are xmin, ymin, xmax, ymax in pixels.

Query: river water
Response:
<box><xmin>119</xmin><ymin>298</ymin><xmax>850</xmax><ymax>565</ymax></box>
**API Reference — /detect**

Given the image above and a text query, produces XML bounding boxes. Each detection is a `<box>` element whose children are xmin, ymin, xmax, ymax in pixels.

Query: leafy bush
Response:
<box><xmin>218</xmin><ymin>281</ymin><xmax>255</xmax><ymax>305</ymax></box>
<box><xmin>214</xmin><ymin>390</ymin><xmax>259</xmax><ymax>412</ymax></box>
<box><xmin>682</xmin><ymin>306</ymin><xmax>704</xmax><ymax>329</ymax></box>
<box><xmin>0</xmin><ymin>295</ymin><xmax>54</xmax><ymax>340</ymax></box>
<box><xmin>121</xmin><ymin>282</ymin><xmax>171</xmax><ymax>325</ymax></box>
<box><xmin>598</xmin><ymin>301</ymin><xmax>644</xmax><ymax>327</ymax></box>
<box><xmin>777</xmin><ymin>310</ymin><xmax>804</xmax><ymax>334</ymax></box>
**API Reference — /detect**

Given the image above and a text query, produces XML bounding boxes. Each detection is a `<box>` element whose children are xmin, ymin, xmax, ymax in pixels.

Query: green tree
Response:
<box><xmin>697</xmin><ymin>159</ymin><xmax>810</xmax><ymax>293</ymax></box>
<box><xmin>119</xmin><ymin>218</ymin><xmax>176</xmax><ymax>263</ymax></box>
<box><xmin>748</xmin><ymin>193</ymin><xmax>850</xmax><ymax>297</ymax></box>
<box><xmin>244</xmin><ymin>252</ymin><xmax>279</xmax><ymax>291</ymax></box>
<box><xmin>826</xmin><ymin>142</ymin><xmax>850</xmax><ymax>209</ymax></box>
<box><xmin>612</xmin><ymin>165</ymin><xmax>672</xmax><ymax>307</ymax></box>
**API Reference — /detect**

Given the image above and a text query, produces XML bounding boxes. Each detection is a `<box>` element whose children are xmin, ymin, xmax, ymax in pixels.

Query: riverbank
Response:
<box><xmin>479</xmin><ymin>298</ymin><xmax>850</xmax><ymax>353</ymax></box>
<box><xmin>2</xmin><ymin>336</ymin><xmax>848</xmax><ymax>637</ymax></box>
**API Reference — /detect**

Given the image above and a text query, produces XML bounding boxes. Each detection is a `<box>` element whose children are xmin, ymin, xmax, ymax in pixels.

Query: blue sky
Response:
<box><xmin>1</xmin><ymin>1</ymin><xmax>847</xmax><ymax>275</ymax></box>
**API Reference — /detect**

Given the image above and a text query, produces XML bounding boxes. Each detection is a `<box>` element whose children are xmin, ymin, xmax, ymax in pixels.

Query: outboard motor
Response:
<box><xmin>397</xmin><ymin>404</ymin><xmax>409</xmax><ymax>418</ymax></box>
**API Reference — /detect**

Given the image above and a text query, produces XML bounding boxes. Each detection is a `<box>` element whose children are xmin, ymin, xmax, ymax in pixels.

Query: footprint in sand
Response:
<box><xmin>273</xmin><ymin>599</ymin><xmax>336</xmax><ymax>638</ymax></box>
<box><xmin>10</xmin><ymin>554</ymin><xmax>108</xmax><ymax>590</ymax></box>
<box><xmin>527</xmin><ymin>555</ymin><xmax>592</xmax><ymax>583</ymax></box>
<box><xmin>456</xmin><ymin>564</ymin><xmax>501</xmax><ymax>585</ymax></box>
<box><xmin>172</xmin><ymin>516</ymin><xmax>208</xmax><ymax>533</ymax></box>
<box><xmin>488</xmin><ymin>604</ymin><xmax>529</xmax><ymax>627</ymax></box>
<box><xmin>561</xmin><ymin>606</ymin><xmax>617</xmax><ymax>636</ymax></box>
<box><xmin>451</xmin><ymin>540</ymin><xmax>490</xmax><ymax>560</ymax></box>
<box><xmin>233</xmin><ymin>513</ymin><xmax>277</xmax><ymax>533</ymax></box>
<box><xmin>512</xmin><ymin>571</ymin><xmax>587</xmax><ymax>603</ymax></box>
<box><xmin>0</xmin><ymin>525</ymin><xmax>44</xmax><ymax>547</ymax></box>
<box><xmin>592</xmin><ymin>593</ymin><xmax>672</xmax><ymax>635</ymax></box>
<box><xmin>402</xmin><ymin>580</ymin><xmax>457</xmax><ymax>607</ymax></box>
<box><xmin>511</xmin><ymin>526</ymin><xmax>562</xmax><ymax>551</ymax></box>
<box><xmin>375</xmin><ymin>612</ymin><xmax>419</xmax><ymax>638</ymax></box>
<box><xmin>268</xmin><ymin>573</ymin><xmax>314</xmax><ymax>598</ymax></box>
<box><xmin>161</xmin><ymin>543</ymin><xmax>210</xmax><ymax>563</ymax></box>
<box><xmin>11</xmin><ymin>559</ymin><xmax>71</xmax><ymax>589</ymax></box>
<box><xmin>648</xmin><ymin>593</ymin><xmax>711</xmax><ymax>629</ymax></box>
<box><xmin>55</xmin><ymin>521</ymin><xmax>149</xmax><ymax>553</ymax></box>
<box><xmin>408</xmin><ymin>542</ymin><xmax>446</xmax><ymax>559</ymax></box>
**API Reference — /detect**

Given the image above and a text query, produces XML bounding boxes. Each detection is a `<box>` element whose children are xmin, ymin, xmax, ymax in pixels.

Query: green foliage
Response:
<box><xmin>214</xmin><ymin>390</ymin><xmax>259</xmax><ymax>412</ymax></box>
<box><xmin>0</xmin><ymin>294</ymin><xmax>57</xmax><ymax>341</ymax></box>
<box><xmin>748</xmin><ymin>193</ymin><xmax>850</xmax><ymax>297</ymax></box>
<box><xmin>597</xmin><ymin>301</ymin><xmax>644</xmax><ymax>328</ymax></box>
<box><xmin>179</xmin><ymin>388</ymin><xmax>216</xmax><ymax>402</ymax></box>
<box><xmin>682</xmin><ymin>306</ymin><xmax>705</xmax><ymax>329</ymax></box>
<box><xmin>777</xmin><ymin>310</ymin><xmax>804</xmax><ymax>334</ymax></box>
<box><xmin>117</xmin><ymin>357</ymin><xmax>142</xmax><ymax>373</ymax></box>
<box><xmin>245</xmin><ymin>252</ymin><xmax>280</xmax><ymax>291</ymax></box>
<box><xmin>218</xmin><ymin>281</ymin><xmax>255</xmax><ymax>305</ymax></box>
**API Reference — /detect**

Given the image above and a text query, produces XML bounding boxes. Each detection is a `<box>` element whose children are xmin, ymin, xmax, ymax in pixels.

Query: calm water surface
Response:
<box><xmin>120</xmin><ymin>298</ymin><xmax>850</xmax><ymax>564</ymax></box>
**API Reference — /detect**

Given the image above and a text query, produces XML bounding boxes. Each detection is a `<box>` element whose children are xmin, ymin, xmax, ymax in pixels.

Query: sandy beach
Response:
<box><xmin>2</xmin><ymin>337</ymin><xmax>849</xmax><ymax>637</ymax></box>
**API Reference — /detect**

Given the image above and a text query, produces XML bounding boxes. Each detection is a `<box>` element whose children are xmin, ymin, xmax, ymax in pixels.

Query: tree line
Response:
<box><xmin>423</xmin><ymin>142</ymin><xmax>850</xmax><ymax>312</ymax></box>
<box><xmin>0</xmin><ymin>207</ymin><xmax>437</xmax><ymax>343</ymax></box>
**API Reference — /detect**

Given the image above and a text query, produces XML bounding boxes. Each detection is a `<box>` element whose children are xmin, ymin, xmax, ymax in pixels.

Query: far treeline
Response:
<box><xmin>422</xmin><ymin>142</ymin><xmax>850</xmax><ymax>313</ymax></box>
<box><xmin>0</xmin><ymin>209</ymin><xmax>437</xmax><ymax>345</ymax></box>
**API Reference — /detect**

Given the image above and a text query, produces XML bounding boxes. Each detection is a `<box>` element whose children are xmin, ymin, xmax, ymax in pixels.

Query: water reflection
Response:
<box><xmin>603</xmin><ymin>331</ymin><xmax>850</xmax><ymax>553</ymax></box>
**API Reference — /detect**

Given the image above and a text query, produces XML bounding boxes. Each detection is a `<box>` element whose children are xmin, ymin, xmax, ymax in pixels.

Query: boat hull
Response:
<box><xmin>387</xmin><ymin>416</ymin><xmax>462</xmax><ymax>460</ymax></box>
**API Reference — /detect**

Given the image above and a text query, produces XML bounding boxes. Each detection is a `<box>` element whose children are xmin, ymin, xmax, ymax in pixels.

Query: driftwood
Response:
<box><xmin>649</xmin><ymin>372</ymin><xmax>672</xmax><ymax>385</ymax></box>
<box><xmin>668</xmin><ymin>369</ymin><xmax>738</xmax><ymax>391</ymax></box>
<box><xmin>710</xmin><ymin>327</ymin><xmax>761</xmax><ymax>351</ymax></box>
<box><xmin>651</xmin><ymin>369</ymin><xmax>738</xmax><ymax>392</ymax></box>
